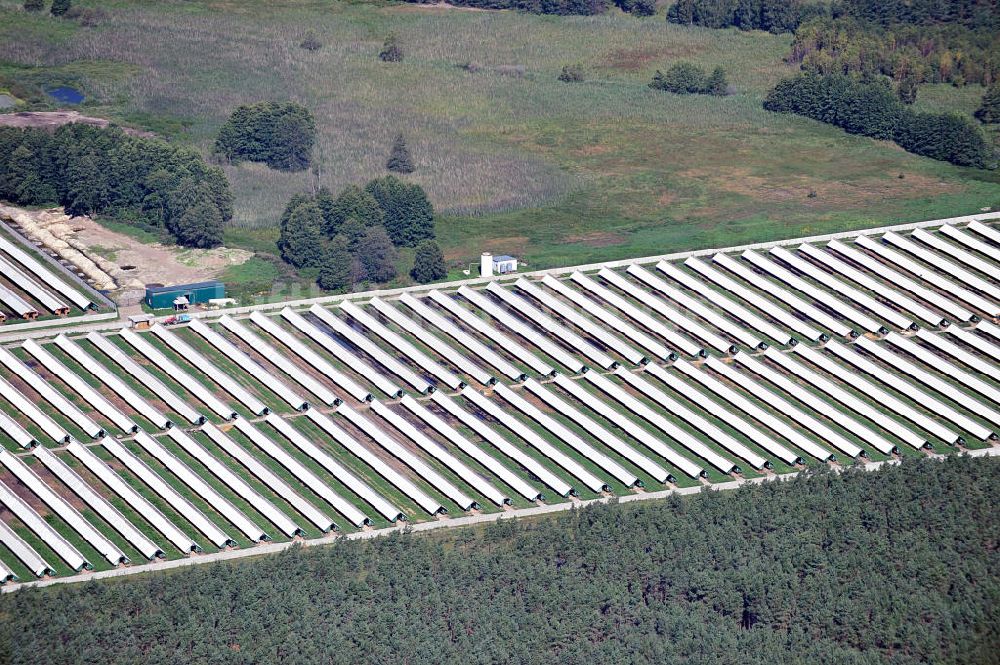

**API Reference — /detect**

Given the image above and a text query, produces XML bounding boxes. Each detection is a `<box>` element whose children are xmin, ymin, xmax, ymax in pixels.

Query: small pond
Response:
<box><xmin>46</xmin><ymin>86</ymin><xmax>85</xmax><ymax>104</ymax></box>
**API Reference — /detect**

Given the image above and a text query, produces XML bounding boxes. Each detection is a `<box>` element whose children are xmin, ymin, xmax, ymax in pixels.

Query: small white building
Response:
<box><xmin>480</xmin><ymin>252</ymin><xmax>518</xmax><ymax>277</ymax></box>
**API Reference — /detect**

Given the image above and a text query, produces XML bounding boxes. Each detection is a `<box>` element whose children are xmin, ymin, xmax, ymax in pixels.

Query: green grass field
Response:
<box><xmin>1</xmin><ymin>0</ymin><xmax>998</xmax><ymax>276</ymax></box>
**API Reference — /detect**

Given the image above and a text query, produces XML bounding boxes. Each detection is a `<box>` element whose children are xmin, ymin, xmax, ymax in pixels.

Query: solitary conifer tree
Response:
<box><xmin>975</xmin><ymin>82</ymin><xmax>1000</xmax><ymax>124</ymax></box>
<box><xmin>410</xmin><ymin>240</ymin><xmax>447</xmax><ymax>284</ymax></box>
<box><xmin>386</xmin><ymin>134</ymin><xmax>414</xmax><ymax>174</ymax></box>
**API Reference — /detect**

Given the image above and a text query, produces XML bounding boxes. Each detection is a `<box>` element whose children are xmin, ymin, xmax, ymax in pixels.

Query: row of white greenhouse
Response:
<box><xmin>0</xmin><ymin>233</ymin><xmax>98</xmax><ymax>321</ymax></box>
<box><xmin>0</xmin><ymin>220</ymin><xmax>997</xmax><ymax>582</ymax></box>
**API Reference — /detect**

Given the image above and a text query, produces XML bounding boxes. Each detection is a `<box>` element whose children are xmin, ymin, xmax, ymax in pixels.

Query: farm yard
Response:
<box><xmin>1</xmin><ymin>1</ymin><xmax>999</xmax><ymax>273</ymax></box>
<box><xmin>1</xmin><ymin>0</ymin><xmax>999</xmax><ymax>661</ymax></box>
<box><xmin>0</xmin><ymin>214</ymin><xmax>996</xmax><ymax>585</ymax></box>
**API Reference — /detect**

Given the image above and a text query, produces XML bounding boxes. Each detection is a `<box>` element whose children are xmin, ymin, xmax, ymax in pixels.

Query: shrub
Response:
<box><xmin>300</xmin><ymin>32</ymin><xmax>322</xmax><ymax>51</ymax></box>
<box><xmin>379</xmin><ymin>35</ymin><xmax>403</xmax><ymax>63</ymax></box>
<box><xmin>558</xmin><ymin>64</ymin><xmax>585</xmax><ymax>83</ymax></box>
<box><xmin>650</xmin><ymin>62</ymin><xmax>728</xmax><ymax>95</ymax></box>
<box><xmin>23</xmin><ymin>0</ymin><xmax>43</xmax><ymax>11</ymax></box>
<box><xmin>50</xmin><ymin>0</ymin><xmax>71</xmax><ymax>16</ymax></box>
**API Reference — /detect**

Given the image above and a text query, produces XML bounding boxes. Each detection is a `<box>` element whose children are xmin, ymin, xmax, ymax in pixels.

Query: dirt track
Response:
<box><xmin>0</xmin><ymin>111</ymin><xmax>156</xmax><ymax>138</ymax></box>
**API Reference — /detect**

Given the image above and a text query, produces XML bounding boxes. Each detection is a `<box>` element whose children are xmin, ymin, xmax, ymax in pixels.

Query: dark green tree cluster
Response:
<box><xmin>1</xmin><ymin>457</ymin><xmax>996</xmax><ymax>664</ymax></box>
<box><xmin>614</xmin><ymin>0</ymin><xmax>656</xmax><ymax>16</ymax></box>
<box><xmin>764</xmin><ymin>72</ymin><xmax>993</xmax><ymax>167</ymax></box>
<box><xmin>0</xmin><ymin>125</ymin><xmax>232</xmax><ymax>248</ymax></box>
<box><xmin>667</xmin><ymin>0</ymin><xmax>812</xmax><ymax>32</ymax></box>
<box><xmin>840</xmin><ymin>0</ymin><xmax>999</xmax><ymax>29</ymax></box>
<box><xmin>649</xmin><ymin>62</ymin><xmax>729</xmax><ymax>95</ymax></box>
<box><xmin>788</xmin><ymin>17</ymin><xmax>1000</xmax><ymax>87</ymax></box>
<box><xmin>279</xmin><ymin>176</ymin><xmax>436</xmax><ymax>290</ymax></box>
<box><xmin>214</xmin><ymin>101</ymin><xmax>316</xmax><ymax>172</ymax></box>
<box><xmin>22</xmin><ymin>0</ymin><xmax>43</xmax><ymax>11</ymax></box>
<box><xmin>402</xmin><ymin>0</ymin><xmax>610</xmax><ymax>16</ymax></box>
<box><xmin>668</xmin><ymin>0</ymin><xmax>999</xmax><ymax>32</ymax></box>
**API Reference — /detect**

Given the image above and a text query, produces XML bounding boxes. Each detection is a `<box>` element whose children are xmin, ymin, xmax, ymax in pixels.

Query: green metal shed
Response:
<box><xmin>145</xmin><ymin>281</ymin><xmax>225</xmax><ymax>310</ymax></box>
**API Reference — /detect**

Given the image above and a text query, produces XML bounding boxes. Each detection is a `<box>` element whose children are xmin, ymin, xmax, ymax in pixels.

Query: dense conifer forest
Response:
<box><xmin>0</xmin><ymin>456</ymin><xmax>995</xmax><ymax>664</ymax></box>
<box><xmin>0</xmin><ymin>124</ymin><xmax>232</xmax><ymax>248</ymax></box>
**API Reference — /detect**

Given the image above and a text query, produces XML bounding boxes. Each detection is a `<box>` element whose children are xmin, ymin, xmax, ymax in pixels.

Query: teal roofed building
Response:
<box><xmin>145</xmin><ymin>281</ymin><xmax>225</xmax><ymax>310</ymax></box>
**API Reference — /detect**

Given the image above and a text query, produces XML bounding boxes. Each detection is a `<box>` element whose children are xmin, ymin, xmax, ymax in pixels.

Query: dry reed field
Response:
<box><xmin>1</xmin><ymin>0</ymin><xmax>998</xmax><ymax>269</ymax></box>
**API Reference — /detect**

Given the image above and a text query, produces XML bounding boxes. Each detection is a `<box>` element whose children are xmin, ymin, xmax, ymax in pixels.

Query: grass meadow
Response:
<box><xmin>1</xmin><ymin>0</ymin><xmax>999</xmax><ymax>272</ymax></box>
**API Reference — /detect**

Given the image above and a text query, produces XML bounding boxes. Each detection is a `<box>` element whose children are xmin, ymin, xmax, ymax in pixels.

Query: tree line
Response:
<box><xmin>0</xmin><ymin>456</ymin><xmax>995</xmax><ymax>664</ymax></box>
<box><xmin>401</xmin><ymin>0</ymin><xmax>653</xmax><ymax>16</ymax></box>
<box><xmin>0</xmin><ymin>125</ymin><xmax>232</xmax><ymax>248</ymax></box>
<box><xmin>763</xmin><ymin>72</ymin><xmax>993</xmax><ymax>167</ymax></box>
<box><xmin>278</xmin><ymin>176</ymin><xmax>445</xmax><ymax>292</ymax></box>
<box><xmin>668</xmin><ymin>0</ymin><xmax>999</xmax><ymax>32</ymax></box>
<box><xmin>667</xmin><ymin>0</ymin><xmax>999</xmax><ymax>89</ymax></box>
<box><xmin>788</xmin><ymin>17</ymin><xmax>999</xmax><ymax>88</ymax></box>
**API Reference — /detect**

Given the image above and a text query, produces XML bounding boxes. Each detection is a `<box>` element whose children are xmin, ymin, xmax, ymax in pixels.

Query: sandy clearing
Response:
<box><xmin>0</xmin><ymin>111</ymin><xmax>156</xmax><ymax>138</ymax></box>
<box><xmin>0</xmin><ymin>205</ymin><xmax>251</xmax><ymax>297</ymax></box>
